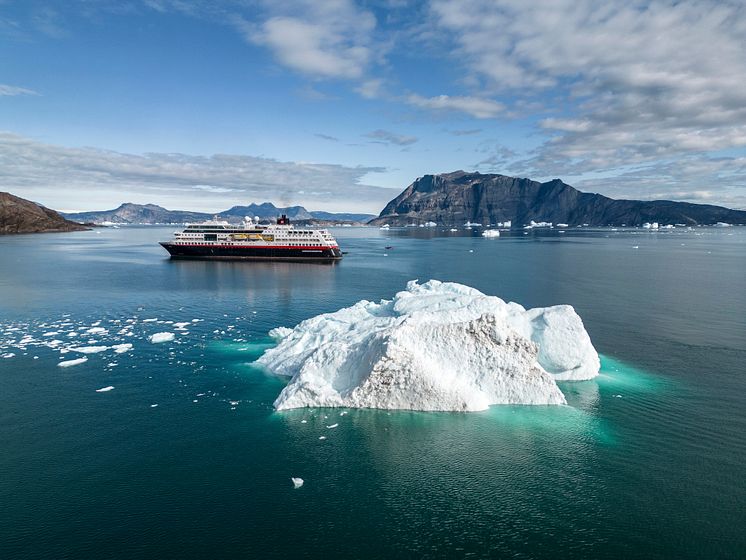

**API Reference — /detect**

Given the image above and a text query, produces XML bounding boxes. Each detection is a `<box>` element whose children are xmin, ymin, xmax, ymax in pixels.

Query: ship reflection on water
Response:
<box><xmin>168</xmin><ymin>259</ymin><xmax>341</xmax><ymax>322</ymax></box>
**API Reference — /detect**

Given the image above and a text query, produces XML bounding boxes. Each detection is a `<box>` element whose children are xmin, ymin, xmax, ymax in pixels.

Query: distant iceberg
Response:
<box><xmin>482</xmin><ymin>230</ymin><xmax>500</xmax><ymax>238</ymax></box>
<box><xmin>257</xmin><ymin>280</ymin><xmax>599</xmax><ymax>412</ymax></box>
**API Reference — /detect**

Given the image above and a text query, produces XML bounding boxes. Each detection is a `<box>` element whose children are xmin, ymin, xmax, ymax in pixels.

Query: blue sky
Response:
<box><xmin>2</xmin><ymin>0</ymin><xmax>746</xmax><ymax>213</ymax></box>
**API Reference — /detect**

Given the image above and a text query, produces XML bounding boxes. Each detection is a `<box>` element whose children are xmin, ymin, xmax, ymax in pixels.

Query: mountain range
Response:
<box><xmin>370</xmin><ymin>171</ymin><xmax>746</xmax><ymax>227</ymax></box>
<box><xmin>63</xmin><ymin>202</ymin><xmax>375</xmax><ymax>225</ymax></box>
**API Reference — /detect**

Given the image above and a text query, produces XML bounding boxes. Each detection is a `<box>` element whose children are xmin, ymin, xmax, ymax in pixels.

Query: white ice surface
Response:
<box><xmin>149</xmin><ymin>332</ymin><xmax>175</xmax><ymax>343</ymax></box>
<box><xmin>112</xmin><ymin>343</ymin><xmax>133</xmax><ymax>354</ymax></box>
<box><xmin>482</xmin><ymin>230</ymin><xmax>500</xmax><ymax>237</ymax></box>
<box><xmin>70</xmin><ymin>346</ymin><xmax>108</xmax><ymax>354</ymax></box>
<box><xmin>58</xmin><ymin>357</ymin><xmax>88</xmax><ymax>367</ymax></box>
<box><xmin>257</xmin><ymin>280</ymin><xmax>600</xmax><ymax>412</ymax></box>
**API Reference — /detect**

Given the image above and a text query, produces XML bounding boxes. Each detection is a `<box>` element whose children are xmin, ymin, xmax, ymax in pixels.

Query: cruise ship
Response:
<box><xmin>159</xmin><ymin>215</ymin><xmax>343</xmax><ymax>262</ymax></box>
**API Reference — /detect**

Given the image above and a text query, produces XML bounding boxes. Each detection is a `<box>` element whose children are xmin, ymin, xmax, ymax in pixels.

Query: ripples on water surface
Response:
<box><xmin>0</xmin><ymin>226</ymin><xmax>744</xmax><ymax>559</ymax></box>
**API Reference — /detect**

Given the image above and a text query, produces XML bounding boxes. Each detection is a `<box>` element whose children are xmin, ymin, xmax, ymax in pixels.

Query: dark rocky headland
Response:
<box><xmin>370</xmin><ymin>171</ymin><xmax>746</xmax><ymax>227</ymax></box>
<box><xmin>0</xmin><ymin>193</ymin><xmax>91</xmax><ymax>234</ymax></box>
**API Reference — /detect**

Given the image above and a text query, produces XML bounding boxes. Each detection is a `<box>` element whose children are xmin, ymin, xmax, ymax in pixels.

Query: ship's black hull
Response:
<box><xmin>160</xmin><ymin>242</ymin><xmax>343</xmax><ymax>262</ymax></box>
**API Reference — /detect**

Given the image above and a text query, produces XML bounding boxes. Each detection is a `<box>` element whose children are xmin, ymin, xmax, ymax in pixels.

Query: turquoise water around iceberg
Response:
<box><xmin>0</xmin><ymin>226</ymin><xmax>744</xmax><ymax>559</ymax></box>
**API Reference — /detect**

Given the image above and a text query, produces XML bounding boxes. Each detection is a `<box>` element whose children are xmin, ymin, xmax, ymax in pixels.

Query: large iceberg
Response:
<box><xmin>257</xmin><ymin>280</ymin><xmax>600</xmax><ymax>412</ymax></box>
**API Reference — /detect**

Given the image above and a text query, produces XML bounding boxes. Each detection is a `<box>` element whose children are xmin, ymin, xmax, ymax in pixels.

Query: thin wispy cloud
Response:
<box><xmin>314</xmin><ymin>133</ymin><xmax>340</xmax><ymax>142</ymax></box>
<box><xmin>406</xmin><ymin>94</ymin><xmax>504</xmax><ymax>119</ymax></box>
<box><xmin>365</xmin><ymin>129</ymin><xmax>418</xmax><ymax>146</ymax></box>
<box><xmin>0</xmin><ymin>84</ymin><xmax>39</xmax><ymax>96</ymax></box>
<box><xmin>448</xmin><ymin>129</ymin><xmax>482</xmax><ymax>136</ymax></box>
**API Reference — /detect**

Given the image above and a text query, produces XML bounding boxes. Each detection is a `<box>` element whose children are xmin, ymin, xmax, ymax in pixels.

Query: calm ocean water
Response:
<box><xmin>1</xmin><ymin>225</ymin><xmax>744</xmax><ymax>559</ymax></box>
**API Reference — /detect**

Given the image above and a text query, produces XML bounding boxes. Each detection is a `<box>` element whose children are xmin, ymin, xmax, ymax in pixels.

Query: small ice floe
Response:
<box><xmin>2</xmin><ymin>352</ymin><xmax>15</xmax><ymax>358</ymax></box>
<box><xmin>106</xmin><ymin>362</ymin><xmax>118</xmax><ymax>367</ymax></box>
<box><xmin>614</xmin><ymin>394</ymin><xmax>623</xmax><ymax>398</ymax></box>
<box><xmin>173</xmin><ymin>322</ymin><xmax>190</xmax><ymax>330</ymax></box>
<box><xmin>326</xmin><ymin>423</ymin><xmax>339</xmax><ymax>429</ymax></box>
<box><xmin>449</xmin><ymin>228</ymin><xmax>458</xmax><ymax>232</ymax></box>
<box><xmin>58</xmin><ymin>357</ymin><xmax>88</xmax><ymax>368</ymax></box>
<box><xmin>150</xmin><ymin>332</ymin><xmax>175</xmax><ymax>344</ymax></box>
<box><xmin>291</xmin><ymin>477</ymin><xmax>304</xmax><ymax>489</ymax></box>
<box><xmin>632</xmin><ymin>246</ymin><xmax>639</xmax><ymax>249</ymax></box>
<box><xmin>468</xmin><ymin>249</ymin><xmax>474</xmax><ymax>253</ymax></box>
<box><xmin>481</xmin><ymin>230</ymin><xmax>500</xmax><ymax>238</ymax></box>
<box><xmin>86</xmin><ymin>327</ymin><xmax>107</xmax><ymax>335</ymax></box>
<box><xmin>318</xmin><ymin>436</ymin><xmax>327</xmax><ymax>440</ymax></box>
<box><xmin>143</xmin><ymin>318</ymin><xmax>158</xmax><ymax>323</ymax></box>
<box><xmin>112</xmin><ymin>343</ymin><xmax>133</xmax><ymax>354</ymax></box>
<box><xmin>42</xmin><ymin>331</ymin><xmax>60</xmax><ymax>337</ymax></box>
<box><xmin>301</xmin><ymin>420</ymin><xmax>307</xmax><ymax>424</ymax></box>
<box><xmin>150</xmin><ymin>404</ymin><xmax>159</xmax><ymax>408</ymax></box>
<box><xmin>340</xmin><ymin>411</ymin><xmax>348</xmax><ymax>416</ymax></box>
<box><xmin>70</xmin><ymin>346</ymin><xmax>108</xmax><ymax>354</ymax></box>
<box><xmin>95</xmin><ymin>386</ymin><xmax>115</xmax><ymax>393</ymax></box>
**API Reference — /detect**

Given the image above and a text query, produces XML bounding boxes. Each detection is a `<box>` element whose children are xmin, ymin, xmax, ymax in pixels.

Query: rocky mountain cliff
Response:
<box><xmin>0</xmin><ymin>193</ymin><xmax>90</xmax><ymax>234</ymax></box>
<box><xmin>370</xmin><ymin>171</ymin><xmax>746</xmax><ymax>227</ymax></box>
<box><xmin>64</xmin><ymin>202</ymin><xmax>374</xmax><ymax>225</ymax></box>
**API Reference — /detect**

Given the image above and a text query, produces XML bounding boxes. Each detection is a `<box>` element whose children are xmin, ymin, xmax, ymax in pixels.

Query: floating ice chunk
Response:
<box><xmin>95</xmin><ymin>386</ymin><xmax>115</xmax><ymax>392</ymax></box>
<box><xmin>173</xmin><ymin>322</ymin><xmax>190</xmax><ymax>330</ymax></box>
<box><xmin>482</xmin><ymin>230</ymin><xmax>500</xmax><ymax>238</ymax></box>
<box><xmin>58</xmin><ymin>357</ymin><xmax>88</xmax><ymax>368</ymax></box>
<box><xmin>150</xmin><ymin>332</ymin><xmax>175</xmax><ymax>343</ymax></box>
<box><xmin>291</xmin><ymin>477</ymin><xmax>304</xmax><ymax>488</ymax></box>
<box><xmin>150</xmin><ymin>404</ymin><xmax>159</xmax><ymax>408</ymax></box>
<box><xmin>258</xmin><ymin>280</ymin><xmax>599</xmax><ymax>412</ymax></box>
<box><xmin>2</xmin><ymin>352</ymin><xmax>15</xmax><ymax>358</ymax></box>
<box><xmin>326</xmin><ymin>423</ymin><xmax>339</xmax><ymax>429</ymax></box>
<box><xmin>143</xmin><ymin>318</ymin><xmax>158</xmax><ymax>323</ymax></box>
<box><xmin>112</xmin><ymin>343</ymin><xmax>133</xmax><ymax>354</ymax></box>
<box><xmin>318</xmin><ymin>436</ymin><xmax>327</xmax><ymax>440</ymax></box>
<box><xmin>43</xmin><ymin>331</ymin><xmax>60</xmax><ymax>337</ymax></box>
<box><xmin>86</xmin><ymin>327</ymin><xmax>107</xmax><ymax>335</ymax></box>
<box><xmin>70</xmin><ymin>346</ymin><xmax>108</xmax><ymax>354</ymax></box>
<box><xmin>301</xmin><ymin>420</ymin><xmax>307</xmax><ymax>423</ymax></box>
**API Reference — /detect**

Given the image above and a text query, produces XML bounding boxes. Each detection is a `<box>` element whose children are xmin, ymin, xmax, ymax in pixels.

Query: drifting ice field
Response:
<box><xmin>258</xmin><ymin>280</ymin><xmax>600</xmax><ymax>411</ymax></box>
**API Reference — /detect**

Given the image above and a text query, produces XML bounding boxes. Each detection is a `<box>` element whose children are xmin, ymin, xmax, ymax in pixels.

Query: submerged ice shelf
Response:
<box><xmin>257</xmin><ymin>280</ymin><xmax>600</xmax><ymax>412</ymax></box>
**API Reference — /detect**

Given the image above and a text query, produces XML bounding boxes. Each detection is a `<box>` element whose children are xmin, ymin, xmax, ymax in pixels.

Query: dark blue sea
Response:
<box><xmin>1</xmin><ymin>225</ymin><xmax>744</xmax><ymax>559</ymax></box>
